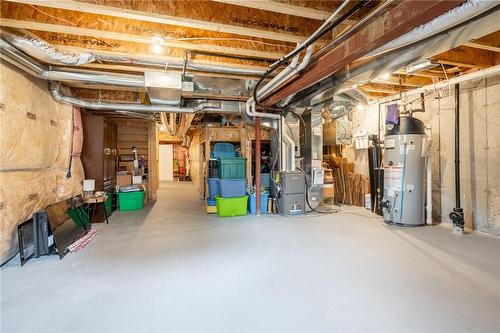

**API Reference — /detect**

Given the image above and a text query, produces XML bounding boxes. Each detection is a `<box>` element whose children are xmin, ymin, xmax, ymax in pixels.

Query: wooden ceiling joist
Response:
<box><xmin>393</xmin><ymin>70</ymin><xmax>445</xmax><ymax>79</ymax></box>
<box><xmin>463</xmin><ymin>42</ymin><xmax>500</xmax><ymax>53</ymax></box>
<box><xmin>211</xmin><ymin>0</ymin><xmax>333</xmax><ymax>21</ymax></box>
<box><xmin>4</xmin><ymin>0</ymin><xmax>310</xmax><ymax>44</ymax></box>
<box><xmin>433</xmin><ymin>45</ymin><xmax>495</xmax><ymax>69</ymax></box>
<box><xmin>0</xmin><ymin>18</ymin><xmax>286</xmax><ymax>59</ymax></box>
<box><xmin>360</xmin><ymin>83</ymin><xmax>412</xmax><ymax>95</ymax></box>
<box><xmin>371</xmin><ymin>76</ymin><xmax>434</xmax><ymax>87</ymax></box>
<box><xmin>435</xmin><ymin>59</ymin><xmax>487</xmax><ymax>69</ymax></box>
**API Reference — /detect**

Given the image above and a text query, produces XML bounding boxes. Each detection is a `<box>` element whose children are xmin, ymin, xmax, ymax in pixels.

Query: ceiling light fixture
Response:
<box><xmin>380</xmin><ymin>73</ymin><xmax>391</xmax><ymax>80</ymax></box>
<box><xmin>406</xmin><ymin>59</ymin><xmax>438</xmax><ymax>74</ymax></box>
<box><xmin>151</xmin><ymin>34</ymin><xmax>164</xmax><ymax>45</ymax></box>
<box><xmin>151</xmin><ymin>34</ymin><xmax>164</xmax><ymax>54</ymax></box>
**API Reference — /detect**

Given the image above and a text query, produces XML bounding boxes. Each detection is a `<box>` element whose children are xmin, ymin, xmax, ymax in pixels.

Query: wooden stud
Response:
<box><xmin>148</xmin><ymin>121</ymin><xmax>158</xmax><ymax>201</ymax></box>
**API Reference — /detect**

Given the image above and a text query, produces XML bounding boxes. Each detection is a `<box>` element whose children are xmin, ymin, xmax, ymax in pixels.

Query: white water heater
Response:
<box><xmin>382</xmin><ymin>116</ymin><xmax>426</xmax><ymax>226</ymax></box>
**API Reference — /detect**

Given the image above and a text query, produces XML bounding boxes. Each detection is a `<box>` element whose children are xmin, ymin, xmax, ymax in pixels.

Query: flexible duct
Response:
<box><xmin>291</xmin><ymin>3</ymin><xmax>500</xmax><ymax>107</ymax></box>
<box><xmin>0</xmin><ymin>39</ymin><xmax>144</xmax><ymax>87</ymax></box>
<box><xmin>1</xmin><ymin>29</ymin><xmax>267</xmax><ymax>77</ymax></box>
<box><xmin>2</xmin><ymin>30</ymin><xmax>95</xmax><ymax>66</ymax></box>
<box><xmin>365</xmin><ymin>0</ymin><xmax>498</xmax><ymax>59</ymax></box>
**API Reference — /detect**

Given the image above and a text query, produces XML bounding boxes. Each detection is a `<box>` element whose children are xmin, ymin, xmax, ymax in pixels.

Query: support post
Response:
<box><xmin>255</xmin><ymin>117</ymin><xmax>261</xmax><ymax>216</ymax></box>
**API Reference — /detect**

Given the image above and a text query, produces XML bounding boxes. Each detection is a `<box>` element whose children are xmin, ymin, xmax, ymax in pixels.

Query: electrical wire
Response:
<box><xmin>29</xmin><ymin>5</ymin><xmax>77</xmax><ymax>26</ymax></box>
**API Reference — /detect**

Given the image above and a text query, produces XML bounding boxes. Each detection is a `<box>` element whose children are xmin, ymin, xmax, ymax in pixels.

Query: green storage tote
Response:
<box><xmin>105</xmin><ymin>192</ymin><xmax>114</xmax><ymax>216</ymax></box>
<box><xmin>218</xmin><ymin>157</ymin><xmax>246</xmax><ymax>179</ymax></box>
<box><xmin>215</xmin><ymin>195</ymin><xmax>248</xmax><ymax>217</ymax></box>
<box><xmin>117</xmin><ymin>191</ymin><xmax>144</xmax><ymax>211</ymax></box>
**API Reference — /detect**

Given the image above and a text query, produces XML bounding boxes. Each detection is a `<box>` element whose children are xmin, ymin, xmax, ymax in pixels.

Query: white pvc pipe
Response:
<box><xmin>282</xmin><ymin>131</ymin><xmax>296</xmax><ymax>172</ymax></box>
<box><xmin>427</xmin><ymin>154</ymin><xmax>433</xmax><ymax>225</ymax></box>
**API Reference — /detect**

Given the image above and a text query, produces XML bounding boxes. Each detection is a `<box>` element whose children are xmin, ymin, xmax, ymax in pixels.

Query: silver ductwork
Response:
<box><xmin>49</xmin><ymin>82</ymin><xmax>222</xmax><ymax>113</ymax></box>
<box><xmin>144</xmin><ymin>71</ymin><xmax>182</xmax><ymax>106</ymax></box>
<box><xmin>2</xmin><ymin>30</ymin><xmax>95</xmax><ymax>66</ymax></box>
<box><xmin>1</xmin><ymin>38</ymin><xmax>257</xmax><ymax>104</ymax></box>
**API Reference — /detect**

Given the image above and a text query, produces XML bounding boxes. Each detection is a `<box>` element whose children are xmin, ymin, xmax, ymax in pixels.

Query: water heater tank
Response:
<box><xmin>382</xmin><ymin>116</ymin><xmax>425</xmax><ymax>226</ymax></box>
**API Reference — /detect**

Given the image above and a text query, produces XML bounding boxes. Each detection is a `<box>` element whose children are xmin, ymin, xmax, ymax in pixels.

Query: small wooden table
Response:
<box><xmin>84</xmin><ymin>194</ymin><xmax>109</xmax><ymax>224</ymax></box>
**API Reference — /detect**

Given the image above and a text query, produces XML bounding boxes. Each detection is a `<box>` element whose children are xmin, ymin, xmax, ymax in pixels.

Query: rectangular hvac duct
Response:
<box><xmin>144</xmin><ymin>72</ymin><xmax>182</xmax><ymax>105</ymax></box>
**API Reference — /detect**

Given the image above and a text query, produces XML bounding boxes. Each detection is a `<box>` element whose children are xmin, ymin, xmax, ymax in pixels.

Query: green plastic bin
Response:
<box><xmin>215</xmin><ymin>195</ymin><xmax>248</xmax><ymax>217</ymax></box>
<box><xmin>105</xmin><ymin>192</ymin><xmax>114</xmax><ymax>216</ymax></box>
<box><xmin>218</xmin><ymin>157</ymin><xmax>246</xmax><ymax>179</ymax></box>
<box><xmin>117</xmin><ymin>191</ymin><xmax>144</xmax><ymax>211</ymax></box>
<box><xmin>67</xmin><ymin>206</ymin><xmax>89</xmax><ymax>227</ymax></box>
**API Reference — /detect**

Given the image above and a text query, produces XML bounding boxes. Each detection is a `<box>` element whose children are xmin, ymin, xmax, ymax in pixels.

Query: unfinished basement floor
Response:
<box><xmin>1</xmin><ymin>182</ymin><xmax>499</xmax><ymax>332</ymax></box>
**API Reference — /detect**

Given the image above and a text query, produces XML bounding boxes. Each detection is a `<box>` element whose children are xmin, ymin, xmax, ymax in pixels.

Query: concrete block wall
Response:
<box><xmin>348</xmin><ymin>74</ymin><xmax>500</xmax><ymax>235</ymax></box>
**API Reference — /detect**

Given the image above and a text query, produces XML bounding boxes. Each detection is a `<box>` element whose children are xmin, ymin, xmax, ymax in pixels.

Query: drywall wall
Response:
<box><xmin>348</xmin><ymin>73</ymin><xmax>500</xmax><ymax>235</ymax></box>
<box><xmin>0</xmin><ymin>62</ymin><xmax>84</xmax><ymax>263</ymax></box>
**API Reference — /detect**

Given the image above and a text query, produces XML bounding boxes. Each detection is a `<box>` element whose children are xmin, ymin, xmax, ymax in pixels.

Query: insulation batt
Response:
<box><xmin>72</xmin><ymin>107</ymin><xmax>83</xmax><ymax>157</ymax></box>
<box><xmin>54</xmin><ymin>101</ymin><xmax>74</xmax><ymax>170</ymax></box>
<box><xmin>0</xmin><ymin>64</ymin><xmax>59</xmax><ymax>170</ymax></box>
<box><xmin>54</xmin><ymin>157</ymin><xmax>84</xmax><ymax>201</ymax></box>
<box><xmin>0</xmin><ymin>169</ymin><xmax>56</xmax><ymax>262</ymax></box>
<box><xmin>0</xmin><ymin>62</ymin><xmax>84</xmax><ymax>263</ymax></box>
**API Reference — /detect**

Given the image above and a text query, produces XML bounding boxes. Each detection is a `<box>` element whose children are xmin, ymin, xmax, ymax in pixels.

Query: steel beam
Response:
<box><xmin>263</xmin><ymin>0</ymin><xmax>465</xmax><ymax>106</ymax></box>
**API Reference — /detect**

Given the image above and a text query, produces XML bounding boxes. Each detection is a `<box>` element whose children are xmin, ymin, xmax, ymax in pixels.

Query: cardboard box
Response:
<box><xmin>132</xmin><ymin>175</ymin><xmax>142</xmax><ymax>185</ymax></box>
<box><xmin>323</xmin><ymin>184</ymin><xmax>335</xmax><ymax>198</ymax></box>
<box><xmin>117</xmin><ymin>174</ymin><xmax>132</xmax><ymax>187</ymax></box>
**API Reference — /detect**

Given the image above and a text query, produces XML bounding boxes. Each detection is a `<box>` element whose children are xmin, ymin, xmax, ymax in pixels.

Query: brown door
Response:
<box><xmin>103</xmin><ymin>120</ymin><xmax>117</xmax><ymax>189</ymax></box>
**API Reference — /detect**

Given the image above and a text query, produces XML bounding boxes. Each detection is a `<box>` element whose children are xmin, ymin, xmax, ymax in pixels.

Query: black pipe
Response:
<box><xmin>454</xmin><ymin>83</ymin><xmax>461</xmax><ymax>208</ymax></box>
<box><xmin>449</xmin><ymin>83</ymin><xmax>464</xmax><ymax>232</ymax></box>
<box><xmin>377</xmin><ymin>103</ymin><xmax>382</xmax><ymax>214</ymax></box>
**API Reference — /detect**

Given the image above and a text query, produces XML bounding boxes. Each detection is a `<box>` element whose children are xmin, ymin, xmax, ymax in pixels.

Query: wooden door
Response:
<box><xmin>103</xmin><ymin>120</ymin><xmax>117</xmax><ymax>189</ymax></box>
<box><xmin>159</xmin><ymin>144</ymin><xmax>173</xmax><ymax>181</ymax></box>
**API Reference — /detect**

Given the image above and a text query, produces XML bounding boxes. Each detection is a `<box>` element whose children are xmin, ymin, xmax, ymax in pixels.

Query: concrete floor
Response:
<box><xmin>1</xmin><ymin>182</ymin><xmax>499</xmax><ymax>333</ymax></box>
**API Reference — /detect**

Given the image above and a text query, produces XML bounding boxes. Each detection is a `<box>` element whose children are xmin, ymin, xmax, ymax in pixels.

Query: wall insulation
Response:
<box><xmin>347</xmin><ymin>74</ymin><xmax>500</xmax><ymax>235</ymax></box>
<box><xmin>0</xmin><ymin>62</ymin><xmax>84</xmax><ymax>263</ymax></box>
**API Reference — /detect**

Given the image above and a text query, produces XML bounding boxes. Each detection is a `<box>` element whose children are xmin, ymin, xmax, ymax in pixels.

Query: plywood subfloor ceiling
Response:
<box><xmin>0</xmin><ymin>0</ymin><xmax>499</xmax><ymax>102</ymax></box>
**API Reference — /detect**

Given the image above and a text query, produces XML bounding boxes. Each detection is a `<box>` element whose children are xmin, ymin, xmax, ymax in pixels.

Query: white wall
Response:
<box><xmin>159</xmin><ymin>144</ymin><xmax>173</xmax><ymax>181</ymax></box>
<box><xmin>348</xmin><ymin>74</ymin><xmax>500</xmax><ymax>235</ymax></box>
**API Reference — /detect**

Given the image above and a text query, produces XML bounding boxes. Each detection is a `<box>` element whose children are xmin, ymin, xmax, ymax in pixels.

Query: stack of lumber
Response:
<box><xmin>330</xmin><ymin>157</ymin><xmax>370</xmax><ymax>207</ymax></box>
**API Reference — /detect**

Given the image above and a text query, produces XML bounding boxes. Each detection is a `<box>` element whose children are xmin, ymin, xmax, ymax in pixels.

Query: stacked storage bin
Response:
<box><xmin>208</xmin><ymin>143</ymin><xmax>248</xmax><ymax>217</ymax></box>
<box><xmin>248</xmin><ymin>173</ymin><xmax>270</xmax><ymax>215</ymax></box>
<box><xmin>207</xmin><ymin>159</ymin><xmax>219</xmax><ymax>208</ymax></box>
